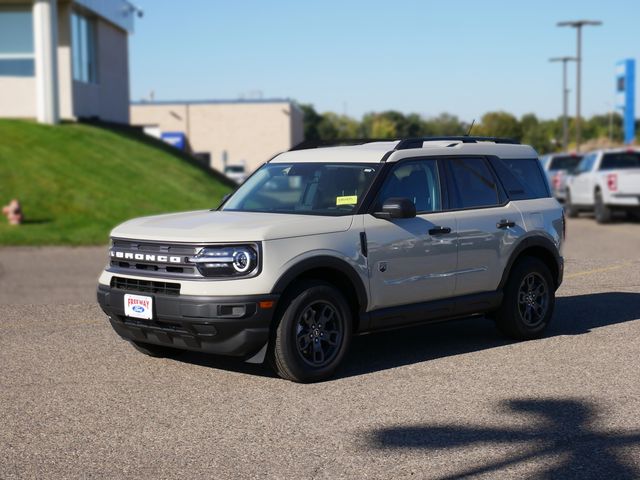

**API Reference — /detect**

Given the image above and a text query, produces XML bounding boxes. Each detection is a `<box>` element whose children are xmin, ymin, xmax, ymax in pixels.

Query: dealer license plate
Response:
<box><xmin>124</xmin><ymin>294</ymin><xmax>153</xmax><ymax>320</ymax></box>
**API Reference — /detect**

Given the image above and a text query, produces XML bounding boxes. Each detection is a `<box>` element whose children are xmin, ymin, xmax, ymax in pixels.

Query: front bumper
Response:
<box><xmin>97</xmin><ymin>284</ymin><xmax>278</xmax><ymax>358</ymax></box>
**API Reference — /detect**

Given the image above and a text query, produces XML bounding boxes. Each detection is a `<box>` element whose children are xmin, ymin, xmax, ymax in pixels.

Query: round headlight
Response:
<box><xmin>233</xmin><ymin>249</ymin><xmax>252</xmax><ymax>273</ymax></box>
<box><xmin>189</xmin><ymin>245</ymin><xmax>259</xmax><ymax>277</ymax></box>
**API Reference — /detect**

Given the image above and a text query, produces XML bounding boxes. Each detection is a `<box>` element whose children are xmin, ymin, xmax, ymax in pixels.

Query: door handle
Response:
<box><xmin>429</xmin><ymin>226</ymin><xmax>452</xmax><ymax>235</ymax></box>
<box><xmin>497</xmin><ymin>219</ymin><xmax>516</xmax><ymax>229</ymax></box>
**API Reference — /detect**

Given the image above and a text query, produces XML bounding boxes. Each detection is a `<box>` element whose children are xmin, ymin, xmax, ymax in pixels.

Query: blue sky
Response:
<box><xmin>129</xmin><ymin>0</ymin><xmax>638</xmax><ymax>122</ymax></box>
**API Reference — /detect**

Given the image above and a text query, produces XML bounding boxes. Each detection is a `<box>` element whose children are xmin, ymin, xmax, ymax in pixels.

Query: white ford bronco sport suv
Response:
<box><xmin>565</xmin><ymin>148</ymin><xmax>640</xmax><ymax>223</ymax></box>
<box><xmin>97</xmin><ymin>136</ymin><xmax>565</xmax><ymax>382</ymax></box>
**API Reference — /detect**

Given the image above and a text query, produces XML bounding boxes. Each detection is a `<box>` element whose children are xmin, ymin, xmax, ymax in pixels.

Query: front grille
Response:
<box><xmin>111</xmin><ymin>276</ymin><xmax>181</xmax><ymax>296</ymax></box>
<box><xmin>109</xmin><ymin>239</ymin><xmax>202</xmax><ymax>278</ymax></box>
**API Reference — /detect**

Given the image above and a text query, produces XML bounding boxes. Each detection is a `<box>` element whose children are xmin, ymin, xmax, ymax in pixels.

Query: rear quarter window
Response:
<box><xmin>599</xmin><ymin>152</ymin><xmax>640</xmax><ymax>170</ymax></box>
<box><xmin>489</xmin><ymin>158</ymin><xmax>551</xmax><ymax>200</ymax></box>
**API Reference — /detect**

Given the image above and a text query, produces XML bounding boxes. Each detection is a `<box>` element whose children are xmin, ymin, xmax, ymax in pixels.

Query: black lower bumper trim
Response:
<box><xmin>97</xmin><ymin>284</ymin><xmax>278</xmax><ymax>358</ymax></box>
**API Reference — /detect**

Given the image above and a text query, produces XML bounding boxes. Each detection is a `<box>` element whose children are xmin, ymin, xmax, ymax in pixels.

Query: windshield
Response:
<box><xmin>549</xmin><ymin>155</ymin><xmax>583</xmax><ymax>171</ymax></box>
<box><xmin>222</xmin><ymin>163</ymin><xmax>380</xmax><ymax>216</ymax></box>
<box><xmin>225</xmin><ymin>166</ymin><xmax>245</xmax><ymax>174</ymax></box>
<box><xmin>600</xmin><ymin>152</ymin><xmax>640</xmax><ymax>170</ymax></box>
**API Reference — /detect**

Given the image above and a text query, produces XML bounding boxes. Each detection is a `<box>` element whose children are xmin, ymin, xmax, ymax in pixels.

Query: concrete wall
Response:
<box><xmin>130</xmin><ymin>102</ymin><xmax>304</xmax><ymax>173</ymax></box>
<box><xmin>72</xmin><ymin>16</ymin><xmax>129</xmax><ymax>123</ymax></box>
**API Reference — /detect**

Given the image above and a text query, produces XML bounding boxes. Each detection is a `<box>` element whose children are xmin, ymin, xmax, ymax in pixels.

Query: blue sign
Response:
<box><xmin>160</xmin><ymin>131</ymin><xmax>187</xmax><ymax>150</ymax></box>
<box><xmin>615</xmin><ymin>59</ymin><xmax>635</xmax><ymax>144</ymax></box>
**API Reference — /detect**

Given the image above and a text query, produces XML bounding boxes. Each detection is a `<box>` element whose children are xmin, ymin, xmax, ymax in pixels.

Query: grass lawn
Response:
<box><xmin>0</xmin><ymin>120</ymin><xmax>232</xmax><ymax>245</ymax></box>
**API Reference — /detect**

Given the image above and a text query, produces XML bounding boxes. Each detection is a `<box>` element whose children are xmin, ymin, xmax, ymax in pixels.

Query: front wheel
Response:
<box><xmin>269</xmin><ymin>281</ymin><xmax>352</xmax><ymax>382</ymax></box>
<box><xmin>495</xmin><ymin>257</ymin><xmax>555</xmax><ymax>340</ymax></box>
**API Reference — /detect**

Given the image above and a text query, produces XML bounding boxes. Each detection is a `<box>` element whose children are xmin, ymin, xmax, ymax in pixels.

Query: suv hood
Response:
<box><xmin>110</xmin><ymin>210</ymin><xmax>354</xmax><ymax>243</ymax></box>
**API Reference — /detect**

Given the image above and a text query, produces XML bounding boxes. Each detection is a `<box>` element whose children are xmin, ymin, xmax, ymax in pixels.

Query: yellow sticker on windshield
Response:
<box><xmin>336</xmin><ymin>195</ymin><xmax>358</xmax><ymax>206</ymax></box>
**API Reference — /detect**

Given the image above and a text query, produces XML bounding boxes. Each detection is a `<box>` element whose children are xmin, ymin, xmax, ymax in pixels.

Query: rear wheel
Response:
<box><xmin>594</xmin><ymin>190</ymin><xmax>612</xmax><ymax>224</ymax></box>
<box><xmin>130</xmin><ymin>341</ymin><xmax>184</xmax><ymax>358</ymax></box>
<box><xmin>495</xmin><ymin>257</ymin><xmax>555</xmax><ymax>340</ymax></box>
<box><xmin>269</xmin><ymin>280</ymin><xmax>352</xmax><ymax>383</ymax></box>
<box><xmin>565</xmin><ymin>190</ymin><xmax>579</xmax><ymax>218</ymax></box>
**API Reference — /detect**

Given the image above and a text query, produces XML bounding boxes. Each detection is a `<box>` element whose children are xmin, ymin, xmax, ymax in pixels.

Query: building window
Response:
<box><xmin>0</xmin><ymin>6</ymin><xmax>35</xmax><ymax>76</ymax></box>
<box><xmin>71</xmin><ymin>11</ymin><xmax>97</xmax><ymax>83</ymax></box>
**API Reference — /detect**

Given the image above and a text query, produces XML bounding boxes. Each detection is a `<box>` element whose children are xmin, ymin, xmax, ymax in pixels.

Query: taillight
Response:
<box><xmin>607</xmin><ymin>174</ymin><xmax>618</xmax><ymax>191</ymax></box>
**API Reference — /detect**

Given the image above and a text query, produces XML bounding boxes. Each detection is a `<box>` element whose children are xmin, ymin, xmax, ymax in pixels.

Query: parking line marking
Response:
<box><xmin>566</xmin><ymin>262</ymin><xmax>634</xmax><ymax>279</ymax></box>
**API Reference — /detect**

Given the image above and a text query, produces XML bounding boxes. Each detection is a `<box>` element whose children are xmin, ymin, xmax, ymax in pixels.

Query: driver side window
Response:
<box><xmin>376</xmin><ymin>160</ymin><xmax>442</xmax><ymax>213</ymax></box>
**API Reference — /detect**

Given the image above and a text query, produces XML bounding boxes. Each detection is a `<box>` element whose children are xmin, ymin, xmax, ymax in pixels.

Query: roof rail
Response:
<box><xmin>395</xmin><ymin>136</ymin><xmax>520</xmax><ymax>150</ymax></box>
<box><xmin>289</xmin><ymin>138</ymin><xmax>395</xmax><ymax>151</ymax></box>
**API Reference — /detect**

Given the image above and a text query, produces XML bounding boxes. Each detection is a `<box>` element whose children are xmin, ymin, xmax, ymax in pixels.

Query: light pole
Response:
<box><xmin>557</xmin><ymin>20</ymin><xmax>602</xmax><ymax>152</ymax></box>
<box><xmin>549</xmin><ymin>57</ymin><xmax>576</xmax><ymax>151</ymax></box>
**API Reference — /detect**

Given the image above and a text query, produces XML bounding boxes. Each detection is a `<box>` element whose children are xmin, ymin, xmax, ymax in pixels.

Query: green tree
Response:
<box><xmin>475</xmin><ymin>111</ymin><xmax>523</xmax><ymax>140</ymax></box>
<box><xmin>299</xmin><ymin>103</ymin><xmax>323</xmax><ymax>141</ymax></box>
<box><xmin>318</xmin><ymin>112</ymin><xmax>360</xmax><ymax>139</ymax></box>
<box><xmin>369</xmin><ymin>116</ymin><xmax>398</xmax><ymax>138</ymax></box>
<box><xmin>423</xmin><ymin>113</ymin><xmax>466</xmax><ymax>136</ymax></box>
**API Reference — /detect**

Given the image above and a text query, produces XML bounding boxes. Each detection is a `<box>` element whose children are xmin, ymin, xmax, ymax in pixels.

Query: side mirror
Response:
<box><xmin>373</xmin><ymin>197</ymin><xmax>416</xmax><ymax>220</ymax></box>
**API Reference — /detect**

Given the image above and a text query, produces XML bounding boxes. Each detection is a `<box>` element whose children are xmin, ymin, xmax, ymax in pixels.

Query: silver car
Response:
<box><xmin>98</xmin><ymin>136</ymin><xmax>565</xmax><ymax>382</ymax></box>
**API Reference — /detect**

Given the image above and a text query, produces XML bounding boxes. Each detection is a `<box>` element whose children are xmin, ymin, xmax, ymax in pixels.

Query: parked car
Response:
<box><xmin>565</xmin><ymin>148</ymin><xmax>640</xmax><ymax>223</ymax></box>
<box><xmin>539</xmin><ymin>152</ymin><xmax>583</xmax><ymax>201</ymax></box>
<box><xmin>98</xmin><ymin>136</ymin><xmax>564</xmax><ymax>382</ymax></box>
<box><xmin>224</xmin><ymin>164</ymin><xmax>248</xmax><ymax>184</ymax></box>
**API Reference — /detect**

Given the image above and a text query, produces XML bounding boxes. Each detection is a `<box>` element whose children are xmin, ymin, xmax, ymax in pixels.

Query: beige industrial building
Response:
<box><xmin>130</xmin><ymin>99</ymin><xmax>305</xmax><ymax>174</ymax></box>
<box><xmin>0</xmin><ymin>0</ymin><xmax>137</xmax><ymax>124</ymax></box>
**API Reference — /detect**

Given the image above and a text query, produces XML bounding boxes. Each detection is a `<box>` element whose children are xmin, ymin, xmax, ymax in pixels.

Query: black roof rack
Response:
<box><xmin>289</xmin><ymin>138</ymin><xmax>396</xmax><ymax>151</ymax></box>
<box><xmin>395</xmin><ymin>136</ymin><xmax>520</xmax><ymax>150</ymax></box>
<box><xmin>290</xmin><ymin>136</ymin><xmax>520</xmax><ymax>152</ymax></box>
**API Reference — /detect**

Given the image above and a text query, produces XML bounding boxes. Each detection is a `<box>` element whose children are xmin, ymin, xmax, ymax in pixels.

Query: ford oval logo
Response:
<box><xmin>132</xmin><ymin>305</ymin><xmax>145</xmax><ymax>313</ymax></box>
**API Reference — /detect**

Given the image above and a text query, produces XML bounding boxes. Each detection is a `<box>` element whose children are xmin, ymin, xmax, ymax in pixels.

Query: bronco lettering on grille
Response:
<box><xmin>110</xmin><ymin>251</ymin><xmax>182</xmax><ymax>263</ymax></box>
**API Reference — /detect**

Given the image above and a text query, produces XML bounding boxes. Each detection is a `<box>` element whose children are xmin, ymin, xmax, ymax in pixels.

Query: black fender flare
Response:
<box><xmin>498</xmin><ymin>236</ymin><xmax>563</xmax><ymax>290</ymax></box>
<box><xmin>270</xmin><ymin>255</ymin><xmax>369</xmax><ymax>313</ymax></box>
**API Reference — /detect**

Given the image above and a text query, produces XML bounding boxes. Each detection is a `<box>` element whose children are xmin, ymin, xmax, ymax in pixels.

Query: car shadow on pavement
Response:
<box><xmin>366</xmin><ymin>398</ymin><xmax>640</xmax><ymax>479</ymax></box>
<box><xmin>337</xmin><ymin>291</ymin><xmax>640</xmax><ymax>379</ymax></box>
<box><xmin>172</xmin><ymin>292</ymin><xmax>640</xmax><ymax>380</ymax></box>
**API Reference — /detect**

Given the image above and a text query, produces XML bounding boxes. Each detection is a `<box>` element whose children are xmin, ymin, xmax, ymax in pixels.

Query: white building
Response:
<box><xmin>0</xmin><ymin>0</ymin><xmax>138</xmax><ymax>124</ymax></box>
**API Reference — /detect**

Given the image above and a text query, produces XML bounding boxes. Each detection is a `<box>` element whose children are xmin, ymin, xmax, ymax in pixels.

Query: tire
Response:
<box><xmin>495</xmin><ymin>257</ymin><xmax>555</xmax><ymax>340</ymax></box>
<box><xmin>594</xmin><ymin>190</ymin><xmax>612</xmax><ymax>224</ymax></box>
<box><xmin>130</xmin><ymin>340</ymin><xmax>184</xmax><ymax>358</ymax></box>
<box><xmin>269</xmin><ymin>280</ymin><xmax>352</xmax><ymax>383</ymax></box>
<box><xmin>565</xmin><ymin>190</ymin><xmax>579</xmax><ymax>218</ymax></box>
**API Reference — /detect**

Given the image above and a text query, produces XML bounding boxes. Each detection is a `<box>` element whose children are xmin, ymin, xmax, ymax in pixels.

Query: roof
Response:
<box><xmin>131</xmin><ymin>98</ymin><xmax>297</xmax><ymax>107</ymax></box>
<box><xmin>272</xmin><ymin>140</ymin><xmax>539</xmax><ymax>164</ymax></box>
<box><xmin>74</xmin><ymin>0</ymin><xmax>137</xmax><ymax>33</ymax></box>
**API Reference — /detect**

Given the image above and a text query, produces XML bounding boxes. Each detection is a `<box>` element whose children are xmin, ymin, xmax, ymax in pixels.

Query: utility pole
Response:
<box><xmin>557</xmin><ymin>20</ymin><xmax>602</xmax><ymax>152</ymax></box>
<box><xmin>549</xmin><ymin>56</ymin><xmax>576</xmax><ymax>151</ymax></box>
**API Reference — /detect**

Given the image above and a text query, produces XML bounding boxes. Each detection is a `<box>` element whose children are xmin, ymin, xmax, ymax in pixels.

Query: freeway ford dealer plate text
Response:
<box><xmin>124</xmin><ymin>294</ymin><xmax>153</xmax><ymax>320</ymax></box>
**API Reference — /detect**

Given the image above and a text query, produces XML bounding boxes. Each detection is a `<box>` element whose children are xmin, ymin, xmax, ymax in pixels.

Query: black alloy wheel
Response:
<box><xmin>295</xmin><ymin>301</ymin><xmax>344</xmax><ymax>367</ymax></box>
<box><xmin>517</xmin><ymin>272</ymin><xmax>549</xmax><ymax>329</ymax></box>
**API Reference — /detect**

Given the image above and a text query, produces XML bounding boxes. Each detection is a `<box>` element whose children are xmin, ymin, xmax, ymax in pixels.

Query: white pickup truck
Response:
<box><xmin>566</xmin><ymin>148</ymin><xmax>640</xmax><ymax>223</ymax></box>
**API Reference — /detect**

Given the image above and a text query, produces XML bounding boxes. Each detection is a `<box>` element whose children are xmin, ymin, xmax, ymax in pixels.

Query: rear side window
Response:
<box><xmin>599</xmin><ymin>152</ymin><xmax>640</xmax><ymax>170</ymax></box>
<box><xmin>549</xmin><ymin>155</ymin><xmax>583</xmax><ymax>171</ymax></box>
<box><xmin>489</xmin><ymin>158</ymin><xmax>550</xmax><ymax>200</ymax></box>
<box><xmin>447</xmin><ymin>158</ymin><xmax>501</xmax><ymax>209</ymax></box>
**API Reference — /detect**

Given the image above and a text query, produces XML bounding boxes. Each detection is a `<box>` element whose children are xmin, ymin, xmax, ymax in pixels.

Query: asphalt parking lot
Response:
<box><xmin>1</xmin><ymin>217</ymin><xmax>639</xmax><ymax>479</ymax></box>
